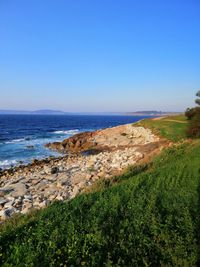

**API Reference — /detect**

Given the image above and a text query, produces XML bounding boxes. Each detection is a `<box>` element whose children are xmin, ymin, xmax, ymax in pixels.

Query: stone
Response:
<box><xmin>51</xmin><ymin>167</ymin><xmax>59</xmax><ymax>174</ymax></box>
<box><xmin>70</xmin><ymin>186</ymin><xmax>80</xmax><ymax>198</ymax></box>
<box><xmin>71</xmin><ymin>175</ymin><xmax>83</xmax><ymax>185</ymax></box>
<box><xmin>4</xmin><ymin>200</ymin><xmax>14</xmax><ymax>208</ymax></box>
<box><xmin>9</xmin><ymin>182</ymin><xmax>27</xmax><ymax>198</ymax></box>
<box><xmin>22</xmin><ymin>201</ymin><xmax>32</xmax><ymax>210</ymax></box>
<box><xmin>56</xmin><ymin>178</ymin><xmax>69</xmax><ymax>187</ymax></box>
<box><xmin>0</xmin><ymin>197</ymin><xmax>8</xmax><ymax>205</ymax></box>
<box><xmin>0</xmin><ymin>208</ymin><xmax>16</xmax><ymax>220</ymax></box>
<box><xmin>34</xmin><ymin>181</ymin><xmax>48</xmax><ymax>191</ymax></box>
<box><xmin>0</xmin><ymin>188</ymin><xmax>12</xmax><ymax>197</ymax></box>
<box><xmin>38</xmin><ymin>200</ymin><xmax>48</xmax><ymax>208</ymax></box>
<box><xmin>24</xmin><ymin>194</ymin><xmax>32</xmax><ymax>200</ymax></box>
<box><xmin>55</xmin><ymin>195</ymin><xmax>63</xmax><ymax>201</ymax></box>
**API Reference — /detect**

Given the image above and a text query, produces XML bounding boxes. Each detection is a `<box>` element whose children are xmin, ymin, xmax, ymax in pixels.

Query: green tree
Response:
<box><xmin>186</xmin><ymin>90</ymin><xmax>200</xmax><ymax>137</ymax></box>
<box><xmin>195</xmin><ymin>90</ymin><xmax>200</xmax><ymax>106</ymax></box>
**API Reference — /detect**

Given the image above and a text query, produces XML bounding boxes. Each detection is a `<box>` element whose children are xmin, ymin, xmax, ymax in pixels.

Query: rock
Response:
<box><xmin>45</xmin><ymin>131</ymin><xmax>98</xmax><ymax>153</ymax></box>
<box><xmin>22</xmin><ymin>201</ymin><xmax>32</xmax><ymax>210</ymax></box>
<box><xmin>7</xmin><ymin>182</ymin><xmax>27</xmax><ymax>198</ymax></box>
<box><xmin>71</xmin><ymin>175</ymin><xmax>83</xmax><ymax>185</ymax></box>
<box><xmin>70</xmin><ymin>186</ymin><xmax>80</xmax><ymax>198</ymax></box>
<box><xmin>56</xmin><ymin>178</ymin><xmax>69</xmax><ymax>187</ymax></box>
<box><xmin>34</xmin><ymin>181</ymin><xmax>48</xmax><ymax>191</ymax></box>
<box><xmin>38</xmin><ymin>200</ymin><xmax>48</xmax><ymax>208</ymax></box>
<box><xmin>13</xmin><ymin>199</ymin><xmax>22</xmax><ymax>208</ymax></box>
<box><xmin>31</xmin><ymin>159</ymin><xmax>39</xmax><ymax>164</ymax></box>
<box><xmin>0</xmin><ymin>198</ymin><xmax>8</xmax><ymax>205</ymax></box>
<box><xmin>0</xmin><ymin>208</ymin><xmax>16</xmax><ymax>220</ymax></box>
<box><xmin>24</xmin><ymin>194</ymin><xmax>32</xmax><ymax>200</ymax></box>
<box><xmin>0</xmin><ymin>188</ymin><xmax>13</xmax><ymax>197</ymax></box>
<box><xmin>43</xmin><ymin>166</ymin><xmax>51</xmax><ymax>174</ymax></box>
<box><xmin>4</xmin><ymin>200</ymin><xmax>14</xmax><ymax>208</ymax></box>
<box><xmin>55</xmin><ymin>195</ymin><xmax>63</xmax><ymax>201</ymax></box>
<box><xmin>51</xmin><ymin>166</ymin><xmax>59</xmax><ymax>174</ymax></box>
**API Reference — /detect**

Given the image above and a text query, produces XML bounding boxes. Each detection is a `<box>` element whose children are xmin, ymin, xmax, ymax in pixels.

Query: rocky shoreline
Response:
<box><xmin>0</xmin><ymin>123</ymin><xmax>167</xmax><ymax>221</ymax></box>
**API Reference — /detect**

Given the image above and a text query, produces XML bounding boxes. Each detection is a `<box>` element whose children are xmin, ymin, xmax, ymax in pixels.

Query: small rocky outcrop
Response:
<box><xmin>45</xmin><ymin>124</ymin><xmax>159</xmax><ymax>154</ymax></box>
<box><xmin>45</xmin><ymin>131</ymin><xmax>98</xmax><ymax>153</ymax></box>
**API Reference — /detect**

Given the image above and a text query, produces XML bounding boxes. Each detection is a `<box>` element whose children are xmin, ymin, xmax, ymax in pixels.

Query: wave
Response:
<box><xmin>0</xmin><ymin>159</ymin><xmax>18</xmax><ymax>168</ymax></box>
<box><xmin>53</xmin><ymin>129</ymin><xmax>79</xmax><ymax>135</ymax></box>
<box><xmin>4</xmin><ymin>138</ymin><xmax>26</xmax><ymax>144</ymax></box>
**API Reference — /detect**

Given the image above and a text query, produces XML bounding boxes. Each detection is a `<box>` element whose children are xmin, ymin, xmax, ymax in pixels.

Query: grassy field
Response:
<box><xmin>136</xmin><ymin>115</ymin><xmax>188</xmax><ymax>142</ymax></box>
<box><xmin>1</xmin><ymin>116</ymin><xmax>200</xmax><ymax>266</ymax></box>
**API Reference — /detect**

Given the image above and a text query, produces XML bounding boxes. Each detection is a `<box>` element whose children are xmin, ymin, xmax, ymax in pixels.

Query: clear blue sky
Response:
<box><xmin>0</xmin><ymin>0</ymin><xmax>199</xmax><ymax>112</ymax></box>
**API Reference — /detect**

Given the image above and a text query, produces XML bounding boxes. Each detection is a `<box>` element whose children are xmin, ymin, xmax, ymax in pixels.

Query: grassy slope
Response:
<box><xmin>137</xmin><ymin>115</ymin><xmax>188</xmax><ymax>142</ymax></box>
<box><xmin>1</xmin><ymin>116</ymin><xmax>200</xmax><ymax>266</ymax></box>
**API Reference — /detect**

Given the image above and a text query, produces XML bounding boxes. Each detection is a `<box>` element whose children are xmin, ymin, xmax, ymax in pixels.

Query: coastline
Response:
<box><xmin>0</xmin><ymin>122</ymin><xmax>167</xmax><ymax>221</ymax></box>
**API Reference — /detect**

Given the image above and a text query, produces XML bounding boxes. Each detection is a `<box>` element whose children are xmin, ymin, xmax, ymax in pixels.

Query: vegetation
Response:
<box><xmin>136</xmin><ymin>115</ymin><xmax>188</xmax><ymax>142</ymax></box>
<box><xmin>186</xmin><ymin>91</ymin><xmax>200</xmax><ymax>138</ymax></box>
<box><xmin>1</xmin><ymin>117</ymin><xmax>200</xmax><ymax>266</ymax></box>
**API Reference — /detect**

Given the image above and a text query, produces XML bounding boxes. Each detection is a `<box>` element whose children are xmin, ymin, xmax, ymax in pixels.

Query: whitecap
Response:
<box><xmin>53</xmin><ymin>129</ymin><xmax>79</xmax><ymax>135</ymax></box>
<box><xmin>0</xmin><ymin>159</ymin><xmax>18</xmax><ymax>168</ymax></box>
<box><xmin>4</xmin><ymin>138</ymin><xmax>26</xmax><ymax>144</ymax></box>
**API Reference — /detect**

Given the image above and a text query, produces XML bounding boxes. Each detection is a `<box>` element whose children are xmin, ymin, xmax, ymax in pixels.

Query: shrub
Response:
<box><xmin>185</xmin><ymin>91</ymin><xmax>200</xmax><ymax>138</ymax></box>
<box><xmin>187</xmin><ymin>112</ymin><xmax>200</xmax><ymax>138</ymax></box>
<box><xmin>185</xmin><ymin>107</ymin><xmax>200</xmax><ymax>120</ymax></box>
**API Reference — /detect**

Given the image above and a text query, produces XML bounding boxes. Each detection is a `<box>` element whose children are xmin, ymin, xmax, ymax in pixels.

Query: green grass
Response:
<box><xmin>163</xmin><ymin>114</ymin><xmax>187</xmax><ymax>122</ymax></box>
<box><xmin>1</xmin><ymin>140</ymin><xmax>200</xmax><ymax>266</ymax></box>
<box><xmin>136</xmin><ymin>115</ymin><xmax>188</xmax><ymax>142</ymax></box>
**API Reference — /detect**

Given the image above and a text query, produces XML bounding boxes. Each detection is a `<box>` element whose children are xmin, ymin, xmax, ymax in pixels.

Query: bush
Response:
<box><xmin>185</xmin><ymin>107</ymin><xmax>200</xmax><ymax>120</ymax></box>
<box><xmin>187</xmin><ymin>112</ymin><xmax>200</xmax><ymax>138</ymax></box>
<box><xmin>185</xmin><ymin>91</ymin><xmax>200</xmax><ymax>137</ymax></box>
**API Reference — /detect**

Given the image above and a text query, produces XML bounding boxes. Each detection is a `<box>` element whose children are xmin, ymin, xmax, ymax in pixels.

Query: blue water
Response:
<box><xmin>0</xmin><ymin>115</ymin><xmax>150</xmax><ymax>169</ymax></box>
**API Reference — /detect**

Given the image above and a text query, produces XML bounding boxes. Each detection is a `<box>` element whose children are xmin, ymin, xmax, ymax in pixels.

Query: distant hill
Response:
<box><xmin>0</xmin><ymin>109</ymin><xmax>69</xmax><ymax>115</ymax></box>
<box><xmin>31</xmin><ymin>110</ymin><xmax>67</xmax><ymax>115</ymax></box>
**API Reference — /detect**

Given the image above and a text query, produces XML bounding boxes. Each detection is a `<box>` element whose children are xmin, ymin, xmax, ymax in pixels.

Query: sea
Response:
<box><xmin>0</xmin><ymin>115</ymin><xmax>150</xmax><ymax>169</ymax></box>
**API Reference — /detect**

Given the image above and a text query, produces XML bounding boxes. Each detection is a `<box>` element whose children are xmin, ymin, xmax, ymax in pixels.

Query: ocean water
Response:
<box><xmin>0</xmin><ymin>115</ymin><xmax>150</xmax><ymax>169</ymax></box>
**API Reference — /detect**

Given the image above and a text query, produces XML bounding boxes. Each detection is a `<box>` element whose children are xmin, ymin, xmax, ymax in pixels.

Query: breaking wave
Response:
<box><xmin>53</xmin><ymin>129</ymin><xmax>79</xmax><ymax>135</ymax></box>
<box><xmin>0</xmin><ymin>159</ymin><xmax>18</xmax><ymax>168</ymax></box>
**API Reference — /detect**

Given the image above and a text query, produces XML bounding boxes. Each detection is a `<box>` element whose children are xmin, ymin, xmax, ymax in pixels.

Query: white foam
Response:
<box><xmin>4</xmin><ymin>138</ymin><xmax>26</xmax><ymax>144</ymax></box>
<box><xmin>0</xmin><ymin>159</ymin><xmax>18</xmax><ymax>168</ymax></box>
<box><xmin>53</xmin><ymin>129</ymin><xmax>79</xmax><ymax>135</ymax></box>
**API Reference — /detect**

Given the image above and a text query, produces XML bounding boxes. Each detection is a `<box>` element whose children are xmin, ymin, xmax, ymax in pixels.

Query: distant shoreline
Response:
<box><xmin>0</xmin><ymin>110</ymin><xmax>182</xmax><ymax>116</ymax></box>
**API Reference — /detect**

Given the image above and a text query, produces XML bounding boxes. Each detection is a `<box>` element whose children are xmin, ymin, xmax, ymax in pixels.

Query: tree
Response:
<box><xmin>195</xmin><ymin>90</ymin><xmax>200</xmax><ymax>106</ymax></box>
<box><xmin>185</xmin><ymin>107</ymin><xmax>200</xmax><ymax>120</ymax></box>
<box><xmin>186</xmin><ymin>91</ymin><xmax>200</xmax><ymax>138</ymax></box>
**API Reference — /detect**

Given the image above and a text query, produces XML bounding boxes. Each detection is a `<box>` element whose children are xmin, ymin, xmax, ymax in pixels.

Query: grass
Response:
<box><xmin>162</xmin><ymin>114</ymin><xmax>187</xmax><ymax>122</ymax></box>
<box><xmin>136</xmin><ymin>115</ymin><xmax>188</xmax><ymax>142</ymax></box>
<box><xmin>1</xmin><ymin>139</ymin><xmax>200</xmax><ymax>266</ymax></box>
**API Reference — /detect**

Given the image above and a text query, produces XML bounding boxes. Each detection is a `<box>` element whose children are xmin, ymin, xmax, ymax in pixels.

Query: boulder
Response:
<box><xmin>45</xmin><ymin>131</ymin><xmax>98</xmax><ymax>153</ymax></box>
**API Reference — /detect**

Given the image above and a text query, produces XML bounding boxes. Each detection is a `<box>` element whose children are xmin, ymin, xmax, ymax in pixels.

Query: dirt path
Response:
<box><xmin>152</xmin><ymin>117</ymin><xmax>187</xmax><ymax>124</ymax></box>
<box><xmin>163</xmin><ymin>119</ymin><xmax>187</xmax><ymax>124</ymax></box>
